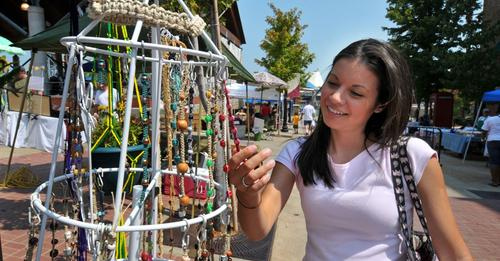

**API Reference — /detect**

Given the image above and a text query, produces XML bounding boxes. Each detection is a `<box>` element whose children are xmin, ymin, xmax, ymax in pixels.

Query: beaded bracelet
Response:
<box><xmin>236</xmin><ymin>191</ymin><xmax>262</xmax><ymax>209</ymax></box>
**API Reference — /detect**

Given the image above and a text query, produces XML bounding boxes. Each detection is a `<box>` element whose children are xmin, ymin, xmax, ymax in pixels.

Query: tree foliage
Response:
<box><xmin>384</xmin><ymin>0</ymin><xmax>500</xmax><ymax>111</ymax></box>
<box><xmin>256</xmin><ymin>4</ymin><xmax>315</xmax><ymax>82</ymax></box>
<box><xmin>161</xmin><ymin>0</ymin><xmax>236</xmax><ymax>16</ymax></box>
<box><xmin>161</xmin><ymin>0</ymin><xmax>236</xmax><ymax>24</ymax></box>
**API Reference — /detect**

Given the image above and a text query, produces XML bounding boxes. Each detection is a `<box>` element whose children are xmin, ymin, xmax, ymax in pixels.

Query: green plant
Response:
<box><xmin>91</xmin><ymin>110</ymin><xmax>144</xmax><ymax>149</ymax></box>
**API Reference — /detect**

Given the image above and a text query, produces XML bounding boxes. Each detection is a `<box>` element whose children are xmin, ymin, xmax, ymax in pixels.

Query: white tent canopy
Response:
<box><xmin>226</xmin><ymin>82</ymin><xmax>280</xmax><ymax>101</ymax></box>
<box><xmin>253</xmin><ymin>71</ymin><xmax>287</xmax><ymax>88</ymax></box>
<box><xmin>306</xmin><ymin>71</ymin><xmax>323</xmax><ymax>89</ymax></box>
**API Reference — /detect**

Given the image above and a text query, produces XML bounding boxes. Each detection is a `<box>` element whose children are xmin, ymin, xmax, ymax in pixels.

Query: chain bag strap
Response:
<box><xmin>390</xmin><ymin>136</ymin><xmax>436</xmax><ymax>261</ymax></box>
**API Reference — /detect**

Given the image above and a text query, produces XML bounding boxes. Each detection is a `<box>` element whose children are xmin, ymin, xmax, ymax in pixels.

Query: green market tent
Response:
<box><xmin>14</xmin><ymin>15</ymin><xmax>94</xmax><ymax>53</ymax></box>
<box><xmin>222</xmin><ymin>44</ymin><xmax>255</xmax><ymax>82</ymax></box>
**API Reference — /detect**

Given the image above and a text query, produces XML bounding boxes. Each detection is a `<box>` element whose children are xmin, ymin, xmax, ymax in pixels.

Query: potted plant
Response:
<box><xmin>91</xmin><ymin>108</ymin><xmax>148</xmax><ymax>194</ymax></box>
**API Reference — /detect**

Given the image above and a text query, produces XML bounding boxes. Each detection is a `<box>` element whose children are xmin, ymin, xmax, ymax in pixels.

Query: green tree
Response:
<box><xmin>384</xmin><ymin>0</ymin><xmax>453</xmax><ymax>115</ymax></box>
<box><xmin>384</xmin><ymin>0</ymin><xmax>500</xmax><ymax>118</ymax></box>
<box><xmin>444</xmin><ymin>5</ymin><xmax>500</xmax><ymax>117</ymax></box>
<box><xmin>256</xmin><ymin>4</ymin><xmax>315</xmax><ymax>82</ymax></box>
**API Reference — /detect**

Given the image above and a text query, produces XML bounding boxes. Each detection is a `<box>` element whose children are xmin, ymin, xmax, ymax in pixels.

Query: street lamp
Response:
<box><xmin>281</xmin><ymin>88</ymin><xmax>289</xmax><ymax>132</ymax></box>
<box><xmin>20</xmin><ymin>0</ymin><xmax>30</xmax><ymax>11</ymax></box>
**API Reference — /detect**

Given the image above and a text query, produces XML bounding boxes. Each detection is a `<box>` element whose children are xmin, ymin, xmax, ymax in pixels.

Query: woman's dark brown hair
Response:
<box><xmin>296</xmin><ymin>38</ymin><xmax>413</xmax><ymax>188</ymax></box>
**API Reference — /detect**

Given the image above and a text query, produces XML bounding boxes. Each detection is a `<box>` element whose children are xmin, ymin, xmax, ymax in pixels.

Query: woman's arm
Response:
<box><xmin>228</xmin><ymin>145</ymin><xmax>295</xmax><ymax>241</ymax></box>
<box><xmin>418</xmin><ymin>156</ymin><xmax>473</xmax><ymax>260</ymax></box>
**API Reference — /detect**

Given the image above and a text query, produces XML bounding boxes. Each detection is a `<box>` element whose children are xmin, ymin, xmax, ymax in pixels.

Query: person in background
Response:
<box><xmin>301</xmin><ymin>100</ymin><xmax>316</xmax><ymax>135</ymax></box>
<box><xmin>419</xmin><ymin>113</ymin><xmax>431</xmax><ymax>126</ymax></box>
<box><xmin>270</xmin><ymin>104</ymin><xmax>278</xmax><ymax>130</ymax></box>
<box><xmin>248</xmin><ymin>103</ymin><xmax>255</xmax><ymax>130</ymax></box>
<box><xmin>260</xmin><ymin>102</ymin><xmax>271</xmax><ymax>128</ymax></box>
<box><xmin>476</xmin><ymin>108</ymin><xmax>490</xmax><ymax>130</ymax></box>
<box><xmin>292</xmin><ymin>111</ymin><xmax>300</xmax><ymax>134</ymax></box>
<box><xmin>17</xmin><ymin>67</ymin><xmax>27</xmax><ymax>80</ymax></box>
<box><xmin>9</xmin><ymin>67</ymin><xmax>28</xmax><ymax>91</ymax></box>
<box><xmin>236</xmin><ymin>108</ymin><xmax>247</xmax><ymax>125</ymax></box>
<box><xmin>228</xmin><ymin>39</ymin><xmax>472</xmax><ymax>260</ymax></box>
<box><xmin>482</xmin><ymin>107</ymin><xmax>500</xmax><ymax>187</ymax></box>
<box><xmin>94</xmin><ymin>83</ymin><xmax>119</xmax><ymax>111</ymax></box>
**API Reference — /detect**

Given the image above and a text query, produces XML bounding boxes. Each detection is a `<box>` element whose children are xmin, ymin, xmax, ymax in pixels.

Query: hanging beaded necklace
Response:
<box><xmin>203</xmin><ymin>61</ymin><xmax>218</xmax><ymax>215</ymax></box>
<box><xmin>139</xmin><ymin>73</ymin><xmax>151</xmax><ymax>200</ymax></box>
<box><xmin>177</xmin><ymin>64</ymin><xmax>191</xmax><ymax>217</ymax></box>
<box><xmin>24</xmin><ymin>207</ymin><xmax>40</xmax><ymax>261</ymax></box>
<box><xmin>160</xmin><ymin>35</ymin><xmax>173</xmax><ymax>257</ymax></box>
<box><xmin>186</xmin><ymin>66</ymin><xmax>196</xmax><ymax>218</ymax></box>
<box><xmin>48</xmin><ymin>196</ymin><xmax>59</xmax><ymax>260</ymax></box>
<box><xmin>138</xmin><ymin>55</ymin><xmax>154</xmax><ymax>261</ymax></box>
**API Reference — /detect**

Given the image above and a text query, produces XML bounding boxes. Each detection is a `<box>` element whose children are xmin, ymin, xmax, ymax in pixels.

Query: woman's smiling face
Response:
<box><xmin>320</xmin><ymin>58</ymin><xmax>382</xmax><ymax>133</ymax></box>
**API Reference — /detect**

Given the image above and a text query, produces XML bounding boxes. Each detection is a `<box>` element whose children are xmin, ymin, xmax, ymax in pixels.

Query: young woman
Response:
<box><xmin>228</xmin><ymin>39</ymin><xmax>472</xmax><ymax>260</ymax></box>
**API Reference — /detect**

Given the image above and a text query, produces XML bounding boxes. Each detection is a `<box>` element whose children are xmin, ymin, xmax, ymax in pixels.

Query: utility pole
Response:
<box><xmin>212</xmin><ymin>0</ymin><xmax>222</xmax><ymax>50</ymax></box>
<box><xmin>210</xmin><ymin>0</ymin><xmax>238</xmax><ymax>233</ymax></box>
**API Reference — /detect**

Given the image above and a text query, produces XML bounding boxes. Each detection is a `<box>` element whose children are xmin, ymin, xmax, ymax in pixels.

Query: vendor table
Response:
<box><xmin>441</xmin><ymin>132</ymin><xmax>482</xmax><ymax>154</ymax></box>
<box><xmin>0</xmin><ymin>111</ymin><xmax>66</xmax><ymax>153</ymax></box>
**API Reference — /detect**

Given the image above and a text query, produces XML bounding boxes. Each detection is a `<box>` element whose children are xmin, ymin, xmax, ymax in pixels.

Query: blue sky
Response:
<box><xmin>238</xmin><ymin>0</ymin><xmax>395</xmax><ymax>79</ymax></box>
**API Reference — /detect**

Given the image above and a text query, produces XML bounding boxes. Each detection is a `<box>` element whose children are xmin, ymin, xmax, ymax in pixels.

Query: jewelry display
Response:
<box><xmin>29</xmin><ymin>1</ymin><xmax>242</xmax><ymax>260</ymax></box>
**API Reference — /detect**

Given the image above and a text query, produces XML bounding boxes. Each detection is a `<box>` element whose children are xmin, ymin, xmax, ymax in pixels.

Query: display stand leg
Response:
<box><xmin>35</xmin><ymin>46</ymin><xmax>76</xmax><ymax>261</ymax></box>
<box><xmin>129</xmin><ymin>185</ymin><xmax>144</xmax><ymax>260</ymax></box>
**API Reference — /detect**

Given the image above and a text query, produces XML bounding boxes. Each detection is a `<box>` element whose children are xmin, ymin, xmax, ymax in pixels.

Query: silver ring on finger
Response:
<box><xmin>241</xmin><ymin>175</ymin><xmax>251</xmax><ymax>188</ymax></box>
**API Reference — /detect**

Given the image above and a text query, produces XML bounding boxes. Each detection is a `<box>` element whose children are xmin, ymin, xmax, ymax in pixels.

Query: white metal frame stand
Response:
<box><xmin>31</xmin><ymin>1</ymin><xmax>230</xmax><ymax>260</ymax></box>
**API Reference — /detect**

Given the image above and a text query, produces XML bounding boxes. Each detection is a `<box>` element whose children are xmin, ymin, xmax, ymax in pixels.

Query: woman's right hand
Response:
<box><xmin>229</xmin><ymin>145</ymin><xmax>294</xmax><ymax>240</ymax></box>
<box><xmin>228</xmin><ymin>145</ymin><xmax>276</xmax><ymax>202</ymax></box>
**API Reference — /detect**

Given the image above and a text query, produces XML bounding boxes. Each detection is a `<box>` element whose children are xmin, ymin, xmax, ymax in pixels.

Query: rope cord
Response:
<box><xmin>160</xmin><ymin>39</ymin><xmax>173</xmax><ymax>256</ymax></box>
<box><xmin>87</xmin><ymin>0</ymin><xmax>206</xmax><ymax>37</ymax></box>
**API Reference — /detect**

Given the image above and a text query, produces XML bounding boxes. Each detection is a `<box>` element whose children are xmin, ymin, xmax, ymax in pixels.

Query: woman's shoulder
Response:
<box><xmin>276</xmin><ymin>137</ymin><xmax>307</xmax><ymax>161</ymax></box>
<box><xmin>275</xmin><ymin>137</ymin><xmax>307</xmax><ymax>176</ymax></box>
<box><xmin>407</xmin><ymin>136</ymin><xmax>433</xmax><ymax>151</ymax></box>
<box><xmin>405</xmin><ymin>137</ymin><xmax>437</xmax><ymax>183</ymax></box>
<box><xmin>281</xmin><ymin>137</ymin><xmax>307</xmax><ymax>153</ymax></box>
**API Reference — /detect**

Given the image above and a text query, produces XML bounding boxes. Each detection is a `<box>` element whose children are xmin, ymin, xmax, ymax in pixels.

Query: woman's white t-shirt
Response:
<box><xmin>275</xmin><ymin>137</ymin><xmax>436</xmax><ymax>261</ymax></box>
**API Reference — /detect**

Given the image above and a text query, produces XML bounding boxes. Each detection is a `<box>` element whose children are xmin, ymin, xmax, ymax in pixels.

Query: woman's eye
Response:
<box><xmin>327</xmin><ymin>81</ymin><xmax>339</xmax><ymax>87</ymax></box>
<box><xmin>351</xmin><ymin>91</ymin><xmax>362</xmax><ymax>97</ymax></box>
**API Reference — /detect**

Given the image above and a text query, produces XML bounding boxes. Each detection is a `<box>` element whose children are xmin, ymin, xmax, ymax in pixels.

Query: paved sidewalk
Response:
<box><xmin>1</xmin><ymin>130</ymin><xmax>499</xmax><ymax>260</ymax></box>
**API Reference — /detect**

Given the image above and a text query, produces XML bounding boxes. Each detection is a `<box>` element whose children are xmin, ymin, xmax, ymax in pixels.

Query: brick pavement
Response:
<box><xmin>0</xmin><ymin>151</ymin><xmax>67</xmax><ymax>261</ymax></box>
<box><xmin>0</xmin><ymin>143</ymin><xmax>499</xmax><ymax>260</ymax></box>
<box><xmin>449</xmin><ymin>198</ymin><xmax>500</xmax><ymax>260</ymax></box>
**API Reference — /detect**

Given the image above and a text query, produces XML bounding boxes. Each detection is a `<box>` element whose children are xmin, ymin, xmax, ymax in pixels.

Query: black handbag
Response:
<box><xmin>390</xmin><ymin>136</ymin><xmax>436</xmax><ymax>261</ymax></box>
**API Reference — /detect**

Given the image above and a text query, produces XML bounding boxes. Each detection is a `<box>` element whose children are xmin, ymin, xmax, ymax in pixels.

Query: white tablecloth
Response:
<box><xmin>0</xmin><ymin>111</ymin><xmax>66</xmax><ymax>153</ymax></box>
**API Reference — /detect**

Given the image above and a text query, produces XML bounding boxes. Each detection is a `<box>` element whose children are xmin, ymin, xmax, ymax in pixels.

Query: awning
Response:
<box><xmin>222</xmin><ymin>44</ymin><xmax>256</xmax><ymax>83</ymax></box>
<box><xmin>14</xmin><ymin>15</ymin><xmax>94</xmax><ymax>53</ymax></box>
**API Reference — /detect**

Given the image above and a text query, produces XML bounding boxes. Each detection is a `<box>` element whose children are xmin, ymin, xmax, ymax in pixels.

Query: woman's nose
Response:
<box><xmin>330</xmin><ymin>88</ymin><xmax>345</xmax><ymax>105</ymax></box>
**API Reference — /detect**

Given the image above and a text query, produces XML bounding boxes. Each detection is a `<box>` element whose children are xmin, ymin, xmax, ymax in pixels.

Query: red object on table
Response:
<box><xmin>162</xmin><ymin>175</ymin><xmax>207</xmax><ymax>199</ymax></box>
